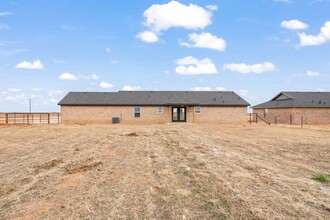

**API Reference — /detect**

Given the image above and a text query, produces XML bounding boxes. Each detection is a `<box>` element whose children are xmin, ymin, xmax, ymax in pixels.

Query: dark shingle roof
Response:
<box><xmin>58</xmin><ymin>91</ymin><xmax>250</xmax><ymax>107</ymax></box>
<box><xmin>252</xmin><ymin>92</ymin><xmax>330</xmax><ymax>108</ymax></box>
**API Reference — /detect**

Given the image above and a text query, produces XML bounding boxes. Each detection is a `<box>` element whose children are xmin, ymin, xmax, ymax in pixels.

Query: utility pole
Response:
<box><xmin>29</xmin><ymin>98</ymin><xmax>32</xmax><ymax>113</ymax></box>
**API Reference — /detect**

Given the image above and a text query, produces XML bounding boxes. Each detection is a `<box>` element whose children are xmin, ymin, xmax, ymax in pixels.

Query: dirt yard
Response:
<box><xmin>0</xmin><ymin>123</ymin><xmax>329</xmax><ymax>219</ymax></box>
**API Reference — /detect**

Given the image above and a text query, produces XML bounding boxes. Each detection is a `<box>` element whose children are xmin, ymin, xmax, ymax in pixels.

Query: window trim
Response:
<box><xmin>194</xmin><ymin>106</ymin><xmax>201</xmax><ymax>114</ymax></box>
<box><xmin>134</xmin><ymin>106</ymin><xmax>141</xmax><ymax>118</ymax></box>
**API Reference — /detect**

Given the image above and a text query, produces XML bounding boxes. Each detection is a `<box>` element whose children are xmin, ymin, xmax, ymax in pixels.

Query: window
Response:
<box><xmin>158</xmin><ymin>106</ymin><xmax>163</xmax><ymax>114</ymax></box>
<box><xmin>264</xmin><ymin>108</ymin><xmax>269</xmax><ymax>118</ymax></box>
<box><xmin>134</xmin><ymin>106</ymin><xmax>141</xmax><ymax>118</ymax></box>
<box><xmin>194</xmin><ymin>106</ymin><xmax>201</xmax><ymax>114</ymax></box>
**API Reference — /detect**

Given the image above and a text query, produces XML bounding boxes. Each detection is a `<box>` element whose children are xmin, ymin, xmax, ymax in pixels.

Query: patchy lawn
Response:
<box><xmin>0</xmin><ymin>123</ymin><xmax>329</xmax><ymax>219</ymax></box>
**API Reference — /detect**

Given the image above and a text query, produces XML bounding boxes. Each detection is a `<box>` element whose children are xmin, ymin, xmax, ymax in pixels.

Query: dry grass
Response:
<box><xmin>0</xmin><ymin>123</ymin><xmax>330</xmax><ymax>219</ymax></box>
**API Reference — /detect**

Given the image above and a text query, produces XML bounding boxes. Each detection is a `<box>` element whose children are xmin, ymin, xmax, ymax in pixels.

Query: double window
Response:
<box><xmin>158</xmin><ymin>106</ymin><xmax>163</xmax><ymax>114</ymax></box>
<box><xmin>134</xmin><ymin>107</ymin><xmax>141</xmax><ymax>118</ymax></box>
<box><xmin>194</xmin><ymin>106</ymin><xmax>201</xmax><ymax>114</ymax></box>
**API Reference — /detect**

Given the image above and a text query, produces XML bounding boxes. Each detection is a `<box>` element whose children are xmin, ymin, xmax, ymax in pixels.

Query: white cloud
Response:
<box><xmin>190</xmin><ymin>87</ymin><xmax>212</xmax><ymax>91</ymax></box>
<box><xmin>0</xmin><ymin>12</ymin><xmax>13</xmax><ymax>16</ymax></box>
<box><xmin>136</xmin><ymin>31</ymin><xmax>159</xmax><ymax>43</ymax></box>
<box><xmin>90</xmin><ymin>74</ymin><xmax>99</xmax><ymax>80</ymax></box>
<box><xmin>48</xmin><ymin>90</ymin><xmax>63</xmax><ymax>97</ymax></box>
<box><xmin>298</xmin><ymin>21</ymin><xmax>330</xmax><ymax>46</ymax></box>
<box><xmin>100</xmin><ymin>81</ymin><xmax>114</xmax><ymax>88</ymax></box>
<box><xmin>7</xmin><ymin>88</ymin><xmax>21</xmax><ymax>92</ymax></box>
<box><xmin>43</xmin><ymin>98</ymin><xmax>59</xmax><ymax>105</ymax></box>
<box><xmin>306</xmin><ymin>70</ymin><xmax>320</xmax><ymax>77</ymax></box>
<box><xmin>6</xmin><ymin>94</ymin><xmax>26</xmax><ymax>101</ymax></box>
<box><xmin>59</xmin><ymin>73</ymin><xmax>99</xmax><ymax>81</ymax></box>
<box><xmin>180</xmin><ymin>32</ymin><xmax>226</xmax><ymax>51</ymax></box>
<box><xmin>79</xmin><ymin>74</ymin><xmax>99</xmax><ymax>80</ymax></box>
<box><xmin>0</xmin><ymin>49</ymin><xmax>27</xmax><ymax>56</ymax></box>
<box><xmin>216</xmin><ymin>87</ymin><xmax>226</xmax><ymax>91</ymax></box>
<box><xmin>316</xmin><ymin>88</ymin><xmax>325</xmax><ymax>91</ymax></box>
<box><xmin>273</xmin><ymin>0</ymin><xmax>292</xmax><ymax>3</ymax></box>
<box><xmin>223</xmin><ymin>62</ymin><xmax>276</xmax><ymax>74</ymax></box>
<box><xmin>106</xmin><ymin>48</ymin><xmax>111</xmax><ymax>53</ymax></box>
<box><xmin>122</xmin><ymin>85</ymin><xmax>142</xmax><ymax>91</ymax></box>
<box><xmin>0</xmin><ymin>23</ymin><xmax>9</xmax><ymax>30</ymax></box>
<box><xmin>15</xmin><ymin>60</ymin><xmax>44</xmax><ymax>70</ymax></box>
<box><xmin>143</xmin><ymin>1</ymin><xmax>212</xmax><ymax>33</ymax></box>
<box><xmin>49</xmin><ymin>98</ymin><xmax>59</xmax><ymax>103</ymax></box>
<box><xmin>237</xmin><ymin>90</ymin><xmax>248</xmax><ymax>97</ymax></box>
<box><xmin>281</xmin><ymin>20</ymin><xmax>309</xmax><ymax>30</ymax></box>
<box><xmin>61</xmin><ymin>24</ymin><xmax>74</xmax><ymax>30</ymax></box>
<box><xmin>175</xmin><ymin>56</ymin><xmax>217</xmax><ymax>75</ymax></box>
<box><xmin>205</xmin><ymin>5</ymin><xmax>218</xmax><ymax>11</ymax></box>
<box><xmin>59</xmin><ymin>72</ymin><xmax>78</xmax><ymax>80</ymax></box>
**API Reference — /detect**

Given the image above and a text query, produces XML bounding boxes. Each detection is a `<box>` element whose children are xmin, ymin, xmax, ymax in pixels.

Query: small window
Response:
<box><xmin>158</xmin><ymin>106</ymin><xmax>163</xmax><ymax>114</ymax></box>
<box><xmin>194</xmin><ymin>106</ymin><xmax>201</xmax><ymax>114</ymax></box>
<box><xmin>264</xmin><ymin>108</ymin><xmax>269</xmax><ymax>118</ymax></box>
<box><xmin>134</xmin><ymin>106</ymin><xmax>141</xmax><ymax>118</ymax></box>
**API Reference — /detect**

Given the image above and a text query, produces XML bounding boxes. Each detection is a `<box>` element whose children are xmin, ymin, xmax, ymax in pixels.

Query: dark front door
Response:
<box><xmin>172</xmin><ymin>107</ymin><xmax>186</xmax><ymax>122</ymax></box>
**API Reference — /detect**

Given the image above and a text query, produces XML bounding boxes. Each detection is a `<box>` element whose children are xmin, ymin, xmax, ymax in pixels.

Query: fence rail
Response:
<box><xmin>0</xmin><ymin>112</ymin><xmax>60</xmax><ymax>124</ymax></box>
<box><xmin>249</xmin><ymin>113</ymin><xmax>305</xmax><ymax>128</ymax></box>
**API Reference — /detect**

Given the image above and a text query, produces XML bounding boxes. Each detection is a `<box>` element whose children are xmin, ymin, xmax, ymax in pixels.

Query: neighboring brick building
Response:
<box><xmin>58</xmin><ymin>91</ymin><xmax>250</xmax><ymax>124</ymax></box>
<box><xmin>252</xmin><ymin>92</ymin><xmax>330</xmax><ymax>125</ymax></box>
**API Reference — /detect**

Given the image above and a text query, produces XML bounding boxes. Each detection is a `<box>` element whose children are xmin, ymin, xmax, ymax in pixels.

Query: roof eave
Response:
<box><xmin>59</xmin><ymin>104</ymin><xmax>250</xmax><ymax>107</ymax></box>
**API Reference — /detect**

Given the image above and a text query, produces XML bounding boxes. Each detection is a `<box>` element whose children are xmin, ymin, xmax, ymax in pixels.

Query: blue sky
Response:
<box><xmin>0</xmin><ymin>0</ymin><xmax>329</xmax><ymax>112</ymax></box>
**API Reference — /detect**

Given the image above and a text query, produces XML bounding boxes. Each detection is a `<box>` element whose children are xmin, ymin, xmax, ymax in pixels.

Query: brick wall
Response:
<box><xmin>253</xmin><ymin>108</ymin><xmax>330</xmax><ymax>124</ymax></box>
<box><xmin>61</xmin><ymin>106</ymin><xmax>170</xmax><ymax>124</ymax></box>
<box><xmin>191</xmin><ymin>106</ymin><xmax>247</xmax><ymax>124</ymax></box>
<box><xmin>61</xmin><ymin>106</ymin><xmax>248</xmax><ymax>124</ymax></box>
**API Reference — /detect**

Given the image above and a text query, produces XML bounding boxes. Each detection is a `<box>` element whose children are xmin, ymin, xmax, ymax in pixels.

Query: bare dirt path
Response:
<box><xmin>0</xmin><ymin>124</ymin><xmax>329</xmax><ymax>219</ymax></box>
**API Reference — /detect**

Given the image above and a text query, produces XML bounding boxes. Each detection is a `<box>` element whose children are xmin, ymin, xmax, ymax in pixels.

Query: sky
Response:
<box><xmin>0</xmin><ymin>0</ymin><xmax>329</xmax><ymax>112</ymax></box>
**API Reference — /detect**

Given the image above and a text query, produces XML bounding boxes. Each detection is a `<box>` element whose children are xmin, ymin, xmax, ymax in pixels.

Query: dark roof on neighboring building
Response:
<box><xmin>58</xmin><ymin>91</ymin><xmax>250</xmax><ymax>107</ymax></box>
<box><xmin>252</xmin><ymin>91</ymin><xmax>330</xmax><ymax>108</ymax></box>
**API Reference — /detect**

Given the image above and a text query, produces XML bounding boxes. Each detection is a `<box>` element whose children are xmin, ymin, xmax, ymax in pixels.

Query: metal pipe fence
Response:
<box><xmin>249</xmin><ymin>113</ymin><xmax>305</xmax><ymax>128</ymax></box>
<box><xmin>0</xmin><ymin>112</ymin><xmax>60</xmax><ymax>124</ymax></box>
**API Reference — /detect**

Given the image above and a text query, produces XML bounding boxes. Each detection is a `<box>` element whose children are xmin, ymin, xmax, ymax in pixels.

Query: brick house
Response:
<box><xmin>58</xmin><ymin>91</ymin><xmax>250</xmax><ymax>124</ymax></box>
<box><xmin>252</xmin><ymin>92</ymin><xmax>330</xmax><ymax>124</ymax></box>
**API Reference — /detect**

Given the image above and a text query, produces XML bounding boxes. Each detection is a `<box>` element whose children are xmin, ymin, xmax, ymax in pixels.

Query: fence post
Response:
<box><xmin>249</xmin><ymin>113</ymin><xmax>252</xmax><ymax>124</ymax></box>
<box><xmin>5</xmin><ymin>113</ymin><xmax>8</xmax><ymax>124</ymax></box>
<box><xmin>48</xmin><ymin>113</ymin><xmax>50</xmax><ymax>124</ymax></box>
<box><xmin>57</xmin><ymin>113</ymin><xmax>60</xmax><ymax>124</ymax></box>
<box><xmin>256</xmin><ymin>113</ymin><xmax>258</xmax><ymax>123</ymax></box>
<box><xmin>275</xmin><ymin>116</ymin><xmax>277</xmax><ymax>125</ymax></box>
